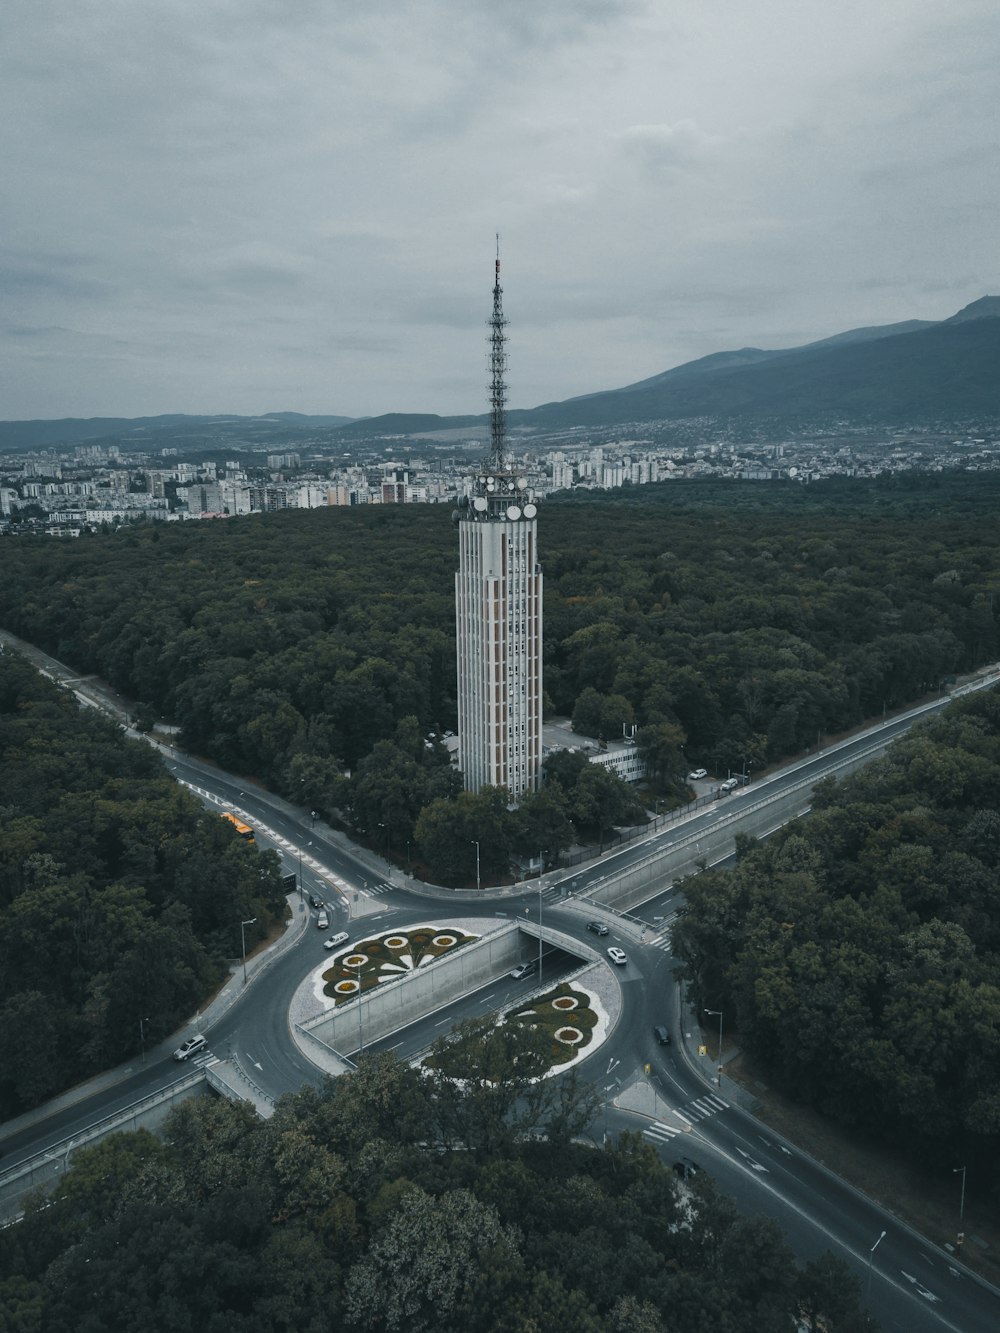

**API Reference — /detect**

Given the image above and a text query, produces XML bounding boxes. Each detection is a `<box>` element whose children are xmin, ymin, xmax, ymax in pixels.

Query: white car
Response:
<box><xmin>173</xmin><ymin>1034</ymin><xmax>207</xmax><ymax>1062</ymax></box>
<box><xmin>687</xmin><ymin>768</ymin><xmax>708</xmax><ymax>781</ymax></box>
<box><xmin>607</xmin><ymin>946</ymin><xmax>627</xmax><ymax>966</ymax></box>
<box><xmin>323</xmin><ymin>931</ymin><xmax>349</xmax><ymax>951</ymax></box>
<box><xmin>719</xmin><ymin>777</ymin><xmax>739</xmax><ymax>792</ymax></box>
<box><xmin>316</xmin><ymin>911</ymin><xmax>330</xmax><ymax>930</ymax></box>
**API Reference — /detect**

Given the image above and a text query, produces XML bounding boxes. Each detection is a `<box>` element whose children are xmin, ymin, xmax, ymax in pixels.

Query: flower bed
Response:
<box><xmin>509</xmin><ymin>983</ymin><xmax>599</xmax><ymax>1065</ymax></box>
<box><xmin>322</xmin><ymin>924</ymin><xmax>478</xmax><ymax>1002</ymax></box>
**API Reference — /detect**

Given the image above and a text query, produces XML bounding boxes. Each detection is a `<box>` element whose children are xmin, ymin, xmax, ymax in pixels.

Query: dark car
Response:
<box><xmin>586</xmin><ymin>920</ymin><xmax>609</xmax><ymax>936</ymax></box>
<box><xmin>309</xmin><ymin>893</ymin><xmax>324</xmax><ymax>910</ymax></box>
<box><xmin>673</xmin><ymin>1159</ymin><xmax>700</xmax><ymax>1181</ymax></box>
<box><xmin>653</xmin><ymin>1025</ymin><xmax>671</xmax><ymax>1046</ymax></box>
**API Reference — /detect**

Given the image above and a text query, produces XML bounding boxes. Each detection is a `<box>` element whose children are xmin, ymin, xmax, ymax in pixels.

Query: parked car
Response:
<box><xmin>719</xmin><ymin>777</ymin><xmax>739</xmax><ymax>793</ymax></box>
<box><xmin>316</xmin><ymin>911</ymin><xmax>330</xmax><ymax>930</ymax></box>
<box><xmin>687</xmin><ymin>768</ymin><xmax>708</xmax><ymax>781</ymax></box>
<box><xmin>586</xmin><ymin>920</ymin><xmax>609</xmax><ymax>936</ymax></box>
<box><xmin>323</xmin><ymin>931</ymin><xmax>349</xmax><ymax>951</ymax></box>
<box><xmin>509</xmin><ymin>961</ymin><xmax>537</xmax><ymax>980</ymax></box>
<box><xmin>172</xmin><ymin>1034</ymin><xmax>207</xmax><ymax>1062</ymax></box>
<box><xmin>607</xmin><ymin>946</ymin><xmax>627</xmax><ymax>966</ymax></box>
<box><xmin>653</xmin><ymin>1025</ymin><xmax>671</xmax><ymax>1045</ymax></box>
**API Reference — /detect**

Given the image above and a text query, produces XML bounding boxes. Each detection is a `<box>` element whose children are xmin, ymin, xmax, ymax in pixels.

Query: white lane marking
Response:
<box><xmin>644</xmin><ymin>1121</ymin><xmax>681</xmax><ymax>1143</ymax></box>
<box><xmin>900</xmin><ymin>1272</ymin><xmax>941</xmax><ymax>1303</ymax></box>
<box><xmin>736</xmin><ymin>1147</ymin><xmax>769</xmax><ymax>1173</ymax></box>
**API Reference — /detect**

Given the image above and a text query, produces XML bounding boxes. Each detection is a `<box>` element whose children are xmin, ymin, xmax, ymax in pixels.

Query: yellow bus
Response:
<box><xmin>220</xmin><ymin>811</ymin><xmax>255</xmax><ymax>843</ymax></box>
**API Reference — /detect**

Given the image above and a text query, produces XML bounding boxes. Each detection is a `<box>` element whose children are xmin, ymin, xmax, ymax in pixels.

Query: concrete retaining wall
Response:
<box><xmin>580</xmin><ymin>734</ymin><xmax>894</xmax><ymax>916</ymax></box>
<box><xmin>0</xmin><ymin>1072</ymin><xmax>210</xmax><ymax>1224</ymax></box>
<box><xmin>301</xmin><ymin>920</ymin><xmax>537</xmax><ymax>1054</ymax></box>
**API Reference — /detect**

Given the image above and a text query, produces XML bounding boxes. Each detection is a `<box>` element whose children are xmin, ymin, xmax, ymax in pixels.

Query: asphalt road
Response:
<box><xmin>2</xmin><ymin>631</ymin><xmax>999</xmax><ymax>1331</ymax></box>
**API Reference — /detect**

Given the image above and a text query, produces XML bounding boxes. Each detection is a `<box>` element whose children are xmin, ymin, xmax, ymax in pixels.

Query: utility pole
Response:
<box><xmin>704</xmin><ymin>1008</ymin><xmax>723</xmax><ymax>1086</ymax></box>
<box><xmin>240</xmin><ymin>917</ymin><xmax>257</xmax><ymax>985</ymax></box>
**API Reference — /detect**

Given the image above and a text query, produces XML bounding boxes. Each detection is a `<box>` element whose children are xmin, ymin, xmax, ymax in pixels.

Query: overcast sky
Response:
<box><xmin>3</xmin><ymin>0</ymin><xmax>998</xmax><ymax>421</ymax></box>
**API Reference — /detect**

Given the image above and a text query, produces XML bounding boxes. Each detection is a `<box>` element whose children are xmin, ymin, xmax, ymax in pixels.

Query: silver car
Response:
<box><xmin>173</xmin><ymin>1034</ymin><xmax>207</xmax><ymax>1061</ymax></box>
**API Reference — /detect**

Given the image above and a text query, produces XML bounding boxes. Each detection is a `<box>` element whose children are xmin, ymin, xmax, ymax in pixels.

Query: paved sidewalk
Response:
<box><xmin>0</xmin><ymin>892</ymin><xmax>309</xmax><ymax>1146</ymax></box>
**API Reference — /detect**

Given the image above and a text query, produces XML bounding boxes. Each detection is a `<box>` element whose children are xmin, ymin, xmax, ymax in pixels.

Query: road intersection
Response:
<box><xmin>2</xmin><ymin>629</ymin><xmax>999</xmax><ymax>1331</ymax></box>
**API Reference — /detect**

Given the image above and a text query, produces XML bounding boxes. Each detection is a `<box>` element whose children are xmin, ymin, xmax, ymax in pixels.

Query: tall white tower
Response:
<box><xmin>455</xmin><ymin>246</ymin><xmax>542</xmax><ymax>799</ymax></box>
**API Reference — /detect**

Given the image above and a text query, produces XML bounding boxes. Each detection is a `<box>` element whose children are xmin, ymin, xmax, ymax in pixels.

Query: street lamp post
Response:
<box><xmin>139</xmin><ymin>1016</ymin><xmax>149</xmax><ymax>1066</ymax></box>
<box><xmin>538</xmin><ymin>881</ymin><xmax>543</xmax><ymax>983</ymax></box>
<box><xmin>240</xmin><ymin>917</ymin><xmax>257</xmax><ymax>985</ymax></box>
<box><xmin>603</xmin><ymin>1056</ymin><xmax>620</xmax><ymax>1145</ymax></box>
<box><xmin>866</xmin><ymin>1229</ymin><xmax>886</xmax><ymax>1306</ymax></box>
<box><xmin>473</xmin><ymin>840</ymin><xmax>481</xmax><ymax>892</ymax></box>
<box><xmin>704</xmin><ymin>1008</ymin><xmax>723</xmax><ymax>1086</ymax></box>
<box><xmin>953</xmin><ymin>1165</ymin><xmax>966</xmax><ymax>1223</ymax></box>
<box><xmin>296</xmin><ymin>842</ymin><xmax>312</xmax><ymax>898</ymax></box>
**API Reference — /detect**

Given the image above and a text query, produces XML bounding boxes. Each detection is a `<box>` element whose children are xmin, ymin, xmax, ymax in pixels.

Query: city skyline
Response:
<box><xmin>3</xmin><ymin>3</ymin><xmax>998</xmax><ymax>421</ymax></box>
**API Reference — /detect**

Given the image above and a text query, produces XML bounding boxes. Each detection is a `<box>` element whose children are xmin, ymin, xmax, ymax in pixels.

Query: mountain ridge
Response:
<box><xmin>2</xmin><ymin>297</ymin><xmax>997</xmax><ymax>448</ymax></box>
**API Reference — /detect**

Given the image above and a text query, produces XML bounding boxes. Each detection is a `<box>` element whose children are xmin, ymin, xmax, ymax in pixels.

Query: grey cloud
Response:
<box><xmin>2</xmin><ymin>1</ymin><xmax>998</xmax><ymax>418</ymax></box>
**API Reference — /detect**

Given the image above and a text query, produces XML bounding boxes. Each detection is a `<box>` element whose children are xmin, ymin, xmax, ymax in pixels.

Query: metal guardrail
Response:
<box><xmin>0</xmin><ymin>1070</ymin><xmax>204</xmax><ymax>1194</ymax></box>
<box><xmin>227</xmin><ymin>1053</ymin><xmax>275</xmax><ymax>1109</ymax></box>
<box><xmin>573</xmin><ymin>728</ymin><xmax>903</xmax><ymax>911</ymax></box>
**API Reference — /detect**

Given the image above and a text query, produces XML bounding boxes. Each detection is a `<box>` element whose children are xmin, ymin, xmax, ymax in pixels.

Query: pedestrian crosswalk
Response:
<box><xmin>182</xmin><ymin>786</ymin><xmax>372</xmax><ymax>904</ymax></box>
<box><xmin>642</xmin><ymin>1091</ymin><xmax>729</xmax><ymax>1145</ymax></box>
<box><xmin>644</xmin><ymin>912</ymin><xmax>677</xmax><ymax>953</ymax></box>
<box><xmin>644</xmin><ymin>1119</ymin><xmax>683</xmax><ymax>1143</ymax></box>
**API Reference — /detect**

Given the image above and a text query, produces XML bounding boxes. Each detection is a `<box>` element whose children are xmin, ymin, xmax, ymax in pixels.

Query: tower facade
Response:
<box><xmin>455</xmin><ymin>249</ymin><xmax>543</xmax><ymax>800</ymax></box>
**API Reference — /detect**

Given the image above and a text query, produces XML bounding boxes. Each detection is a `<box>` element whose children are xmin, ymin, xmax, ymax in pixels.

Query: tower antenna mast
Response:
<box><xmin>487</xmin><ymin>233</ymin><xmax>508</xmax><ymax>472</ymax></box>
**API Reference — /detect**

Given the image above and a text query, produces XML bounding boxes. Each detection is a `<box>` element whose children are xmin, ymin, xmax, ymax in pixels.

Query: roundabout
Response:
<box><xmin>288</xmin><ymin>912</ymin><xmax>624</xmax><ymax>1077</ymax></box>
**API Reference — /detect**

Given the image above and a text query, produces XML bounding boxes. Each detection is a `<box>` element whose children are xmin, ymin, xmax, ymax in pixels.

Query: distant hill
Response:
<box><xmin>0</xmin><ymin>412</ymin><xmax>355</xmax><ymax>454</ymax></box>
<box><xmin>517</xmin><ymin>297</ymin><xmax>1000</xmax><ymax>428</ymax></box>
<box><xmin>331</xmin><ymin>412</ymin><xmax>482</xmax><ymax>440</ymax></box>
<box><xmin>6</xmin><ymin>297</ymin><xmax>999</xmax><ymax>449</ymax></box>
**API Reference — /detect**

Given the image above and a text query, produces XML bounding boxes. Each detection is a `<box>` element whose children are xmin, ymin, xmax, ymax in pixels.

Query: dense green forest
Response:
<box><xmin>0</xmin><ymin>473</ymin><xmax>997</xmax><ymax>867</ymax></box>
<box><xmin>673</xmin><ymin>684</ymin><xmax>1000</xmax><ymax>1194</ymax></box>
<box><xmin>0</xmin><ymin>1027</ymin><xmax>873</xmax><ymax>1332</ymax></box>
<box><xmin>0</xmin><ymin>651</ymin><xmax>286</xmax><ymax>1117</ymax></box>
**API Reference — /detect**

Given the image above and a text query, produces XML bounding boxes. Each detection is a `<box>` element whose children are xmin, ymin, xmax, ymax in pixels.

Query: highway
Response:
<box><xmin>1</xmin><ymin>631</ymin><xmax>999</xmax><ymax>1330</ymax></box>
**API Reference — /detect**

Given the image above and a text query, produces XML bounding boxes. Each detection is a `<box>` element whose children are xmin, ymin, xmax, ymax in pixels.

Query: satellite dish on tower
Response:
<box><xmin>473</xmin><ymin>496</ymin><xmax>488</xmax><ymax>512</ymax></box>
<box><xmin>516</xmin><ymin>477</ymin><xmax>527</xmax><ymax>490</ymax></box>
<box><xmin>506</xmin><ymin>505</ymin><xmax>521</xmax><ymax>520</ymax></box>
<box><xmin>523</xmin><ymin>502</ymin><xmax>537</xmax><ymax>518</ymax></box>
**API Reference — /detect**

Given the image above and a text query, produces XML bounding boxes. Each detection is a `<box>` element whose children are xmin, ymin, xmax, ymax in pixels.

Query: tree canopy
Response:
<box><xmin>0</xmin><ymin>650</ymin><xmax>286</xmax><ymax>1117</ymax></box>
<box><xmin>673</xmin><ymin>684</ymin><xmax>1000</xmax><ymax>1193</ymax></box>
<box><xmin>0</xmin><ymin>1027</ymin><xmax>874</xmax><ymax>1332</ymax></box>
<box><xmin>0</xmin><ymin>472</ymin><xmax>997</xmax><ymax>859</ymax></box>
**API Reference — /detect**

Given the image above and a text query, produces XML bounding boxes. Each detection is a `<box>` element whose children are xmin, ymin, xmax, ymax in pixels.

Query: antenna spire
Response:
<box><xmin>487</xmin><ymin>234</ymin><xmax>508</xmax><ymax>471</ymax></box>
